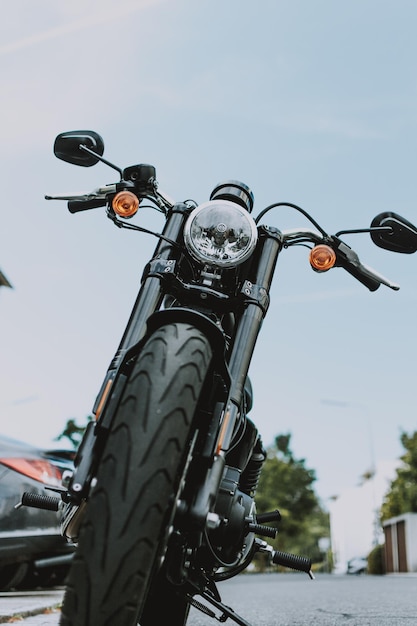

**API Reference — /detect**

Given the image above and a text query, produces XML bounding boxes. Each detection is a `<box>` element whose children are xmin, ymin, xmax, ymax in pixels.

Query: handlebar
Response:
<box><xmin>333</xmin><ymin>238</ymin><xmax>399</xmax><ymax>291</ymax></box>
<box><xmin>68</xmin><ymin>197</ymin><xmax>107</xmax><ymax>213</ymax></box>
<box><xmin>281</xmin><ymin>228</ymin><xmax>400</xmax><ymax>291</ymax></box>
<box><xmin>46</xmin><ymin>187</ymin><xmax>400</xmax><ymax>291</ymax></box>
<box><xmin>337</xmin><ymin>258</ymin><xmax>386</xmax><ymax>291</ymax></box>
<box><xmin>45</xmin><ymin>182</ymin><xmax>175</xmax><ymax>214</ymax></box>
<box><xmin>45</xmin><ymin>185</ymin><xmax>117</xmax><ymax>213</ymax></box>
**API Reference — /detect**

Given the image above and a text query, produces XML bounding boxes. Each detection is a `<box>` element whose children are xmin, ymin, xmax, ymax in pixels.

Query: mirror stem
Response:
<box><xmin>335</xmin><ymin>226</ymin><xmax>392</xmax><ymax>237</ymax></box>
<box><xmin>79</xmin><ymin>144</ymin><xmax>123</xmax><ymax>178</ymax></box>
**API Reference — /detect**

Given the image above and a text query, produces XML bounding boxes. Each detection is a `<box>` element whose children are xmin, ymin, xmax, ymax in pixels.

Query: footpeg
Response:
<box><xmin>256</xmin><ymin>509</ymin><xmax>282</xmax><ymax>524</ymax></box>
<box><xmin>246</xmin><ymin>522</ymin><xmax>277</xmax><ymax>538</ymax></box>
<box><xmin>255</xmin><ymin>538</ymin><xmax>314</xmax><ymax>579</ymax></box>
<box><xmin>245</xmin><ymin>508</ymin><xmax>281</xmax><ymax>538</ymax></box>
<box><xmin>15</xmin><ymin>491</ymin><xmax>62</xmax><ymax>512</ymax></box>
<box><xmin>272</xmin><ymin>549</ymin><xmax>314</xmax><ymax>578</ymax></box>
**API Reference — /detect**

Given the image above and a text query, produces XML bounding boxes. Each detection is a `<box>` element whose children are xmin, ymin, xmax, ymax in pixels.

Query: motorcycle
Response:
<box><xmin>19</xmin><ymin>130</ymin><xmax>417</xmax><ymax>625</ymax></box>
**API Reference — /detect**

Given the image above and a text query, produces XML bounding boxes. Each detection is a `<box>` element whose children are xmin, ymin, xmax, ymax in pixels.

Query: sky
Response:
<box><xmin>1</xmin><ymin>0</ymin><xmax>416</xmax><ymax>506</ymax></box>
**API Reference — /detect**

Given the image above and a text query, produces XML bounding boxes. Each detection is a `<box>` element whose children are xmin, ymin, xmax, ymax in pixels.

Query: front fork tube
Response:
<box><xmin>92</xmin><ymin>203</ymin><xmax>191</xmax><ymax>423</ymax></box>
<box><xmin>190</xmin><ymin>226</ymin><xmax>283</xmax><ymax>524</ymax></box>
<box><xmin>217</xmin><ymin>225</ymin><xmax>283</xmax><ymax>454</ymax></box>
<box><xmin>67</xmin><ymin>204</ymin><xmax>190</xmax><ymax>502</ymax></box>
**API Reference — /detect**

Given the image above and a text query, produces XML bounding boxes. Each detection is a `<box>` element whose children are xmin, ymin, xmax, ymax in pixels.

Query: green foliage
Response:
<box><xmin>367</xmin><ymin>544</ymin><xmax>385</xmax><ymax>575</ymax></box>
<box><xmin>255</xmin><ymin>433</ymin><xmax>330</xmax><ymax>567</ymax></box>
<box><xmin>55</xmin><ymin>415</ymin><xmax>93</xmax><ymax>449</ymax></box>
<box><xmin>381</xmin><ymin>431</ymin><xmax>417</xmax><ymax>521</ymax></box>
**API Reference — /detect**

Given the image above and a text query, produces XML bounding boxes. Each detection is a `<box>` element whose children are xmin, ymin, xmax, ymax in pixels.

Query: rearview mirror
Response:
<box><xmin>370</xmin><ymin>212</ymin><xmax>417</xmax><ymax>254</ymax></box>
<box><xmin>53</xmin><ymin>130</ymin><xmax>105</xmax><ymax>167</ymax></box>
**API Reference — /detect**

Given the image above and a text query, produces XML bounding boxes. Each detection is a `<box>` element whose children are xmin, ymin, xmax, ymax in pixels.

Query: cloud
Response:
<box><xmin>0</xmin><ymin>0</ymin><xmax>162</xmax><ymax>57</ymax></box>
<box><xmin>320</xmin><ymin>399</ymin><xmax>351</xmax><ymax>408</ymax></box>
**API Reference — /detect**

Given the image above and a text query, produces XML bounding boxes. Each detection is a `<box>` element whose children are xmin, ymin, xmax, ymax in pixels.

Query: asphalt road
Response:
<box><xmin>188</xmin><ymin>573</ymin><xmax>417</xmax><ymax>626</ymax></box>
<box><xmin>1</xmin><ymin>573</ymin><xmax>416</xmax><ymax>625</ymax></box>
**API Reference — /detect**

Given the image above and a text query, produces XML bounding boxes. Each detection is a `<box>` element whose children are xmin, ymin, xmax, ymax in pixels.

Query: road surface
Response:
<box><xmin>1</xmin><ymin>573</ymin><xmax>415</xmax><ymax>625</ymax></box>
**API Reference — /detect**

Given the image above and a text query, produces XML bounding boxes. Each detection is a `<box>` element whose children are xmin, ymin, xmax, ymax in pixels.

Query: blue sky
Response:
<box><xmin>1</xmin><ymin>0</ymin><xmax>416</xmax><ymax>502</ymax></box>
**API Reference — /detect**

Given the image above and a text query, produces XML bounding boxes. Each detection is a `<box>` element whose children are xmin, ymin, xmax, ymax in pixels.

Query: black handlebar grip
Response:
<box><xmin>334</xmin><ymin>240</ymin><xmax>381</xmax><ymax>291</ymax></box>
<box><xmin>337</xmin><ymin>258</ymin><xmax>381</xmax><ymax>291</ymax></box>
<box><xmin>68</xmin><ymin>198</ymin><xmax>107</xmax><ymax>213</ymax></box>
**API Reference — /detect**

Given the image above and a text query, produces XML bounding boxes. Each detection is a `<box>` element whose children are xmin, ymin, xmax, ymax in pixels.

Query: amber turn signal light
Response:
<box><xmin>309</xmin><ymin>244</ymin><xmax>337</xmax><ymax>272</ymax></box>
<box><xmin>112</xmin><ymin>191</ymin><xmax>139</xmax><ymax>218</ymax></box>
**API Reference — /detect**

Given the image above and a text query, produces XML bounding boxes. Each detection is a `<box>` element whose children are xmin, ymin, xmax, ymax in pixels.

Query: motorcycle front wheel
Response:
<box><xmin>59</xmin><ymin>322</ymin><xmax>213</xmax><ymax>626</ymax></box>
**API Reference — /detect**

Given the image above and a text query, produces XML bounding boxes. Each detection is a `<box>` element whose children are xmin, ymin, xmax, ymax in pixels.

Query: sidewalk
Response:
<box><xmin>0</xmin><ymin>589</ymin><xmax>63</xmax><ymax>624</ymax></box>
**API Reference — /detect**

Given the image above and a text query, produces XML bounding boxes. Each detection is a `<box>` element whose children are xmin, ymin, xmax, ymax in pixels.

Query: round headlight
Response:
<box><xmin>184</xmin><ymin>200</ymin><xmax>258</xmax><ymax>268</ymax></box>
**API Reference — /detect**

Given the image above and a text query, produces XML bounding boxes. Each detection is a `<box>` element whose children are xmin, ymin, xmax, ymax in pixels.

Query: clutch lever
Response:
<box><xmin>45</xmin><ymin>185</ymin><xmax>117</xmax><ymax>202</ymax></box>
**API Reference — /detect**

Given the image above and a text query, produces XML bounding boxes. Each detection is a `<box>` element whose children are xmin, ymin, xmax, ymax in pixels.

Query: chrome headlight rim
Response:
<box><xmin>183</xmin><ymin>200</ymin><xmax>258</xmax><ymax>269</ymax></box>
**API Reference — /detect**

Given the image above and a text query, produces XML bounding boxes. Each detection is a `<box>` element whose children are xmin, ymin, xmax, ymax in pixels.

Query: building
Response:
<box><xmin>383</xmin><ymin>513</ymin><xmax>417</xmax><ymax>573</ymax></box>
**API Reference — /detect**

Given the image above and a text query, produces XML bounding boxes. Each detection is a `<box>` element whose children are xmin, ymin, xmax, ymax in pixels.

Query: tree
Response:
<box><xmin>381</xmin><ymin>430</ymin><xmax>417</xmax><ymax>521</ymax></box>
<box><xmin>256</xmin><ymin>433</ymin><xmax>330</xmax><ymax>564</ymax></box>
<box><xmin>55</xmin><ymin>415</ymin><xmax>93</xmax><ymax>449</ymax></box>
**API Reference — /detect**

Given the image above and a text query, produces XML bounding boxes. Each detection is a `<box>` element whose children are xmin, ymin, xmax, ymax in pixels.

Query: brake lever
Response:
<box><xmin>358</xmin><ymin>262</ymin><xmax>400</xmax><ymax>290</ymax></box>
<box><xmin>335</xmin><ymin>239</ymin><xmax>400</xmax><ymax>291</ymax></box>
<box><xmin>45</xmin><ymin>194</ymin><xmax>99</xmax><ymax>201</ymax></box>
<box><xmin>45</xmin><ymin>185</ymin><xmax>117</xmax><ymax>202</ymax></box>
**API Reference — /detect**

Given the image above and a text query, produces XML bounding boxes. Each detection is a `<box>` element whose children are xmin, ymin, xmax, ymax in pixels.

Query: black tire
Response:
<box><xmin>59</xmin><ymin>323</ymin><xmax>213</xmax><ymax>626</ymax></box>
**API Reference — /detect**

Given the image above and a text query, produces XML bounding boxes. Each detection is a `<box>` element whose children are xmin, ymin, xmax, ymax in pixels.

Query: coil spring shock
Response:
<box><xmin>239</xmin><ymin>438</ymin><xmax>266</xmax><ymax>495</ymax></box>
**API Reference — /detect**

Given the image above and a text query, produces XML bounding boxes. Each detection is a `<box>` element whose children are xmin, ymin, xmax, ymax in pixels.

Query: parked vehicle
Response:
<box><xmin>0</xmin><ymin>435</ymin><xmax>75</xmax><ymax>590</ymax></box>
<box><xmin>22</xmin><ymin>130</ymin><xmax>417</xmax><ymax>625</ymax></box>
<box><xmin>347</xmin><ymin>556</ymin><xmax>368</xmax><ymax>575</ymax></box>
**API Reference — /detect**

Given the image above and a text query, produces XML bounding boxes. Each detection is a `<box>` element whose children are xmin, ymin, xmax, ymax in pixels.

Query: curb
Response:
<box><xmin>0</xmin><ymin>590</ymin><xmax>63</xmax><ymax>624</ymax></box>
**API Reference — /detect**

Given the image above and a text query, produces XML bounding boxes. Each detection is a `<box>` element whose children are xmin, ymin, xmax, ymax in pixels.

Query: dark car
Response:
<box><xmin>0</xmin><ymin>434</ymin><xmax>75</xmax><ymax>590</ymax></box>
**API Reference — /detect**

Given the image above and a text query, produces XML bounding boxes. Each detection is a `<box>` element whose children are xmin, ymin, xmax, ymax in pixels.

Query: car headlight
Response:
<box><xmin>184</xmin><ymin>200</ymin><xmax>258</xmax><ymax>268</ymax></box>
